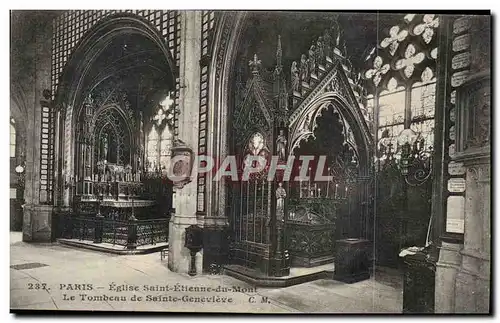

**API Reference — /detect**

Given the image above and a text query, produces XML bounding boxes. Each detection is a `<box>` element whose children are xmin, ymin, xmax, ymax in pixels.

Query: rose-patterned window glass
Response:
<box><xmin>366</xmin><ymin>13</ymin><xmax>438</xmax><ymax>172</ymax></box>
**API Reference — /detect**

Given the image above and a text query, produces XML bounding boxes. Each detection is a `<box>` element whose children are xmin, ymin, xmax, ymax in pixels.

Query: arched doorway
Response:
<box><xmin>53</xmin><ymin>14</ymin><xmax>177</xmax><ymax>248</ymax></box>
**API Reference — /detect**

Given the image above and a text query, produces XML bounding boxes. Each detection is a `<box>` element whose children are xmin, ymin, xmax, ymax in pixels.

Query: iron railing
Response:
<box><xmin>58</xmin><ymin>213</ymin><xmax>169</xmax><ymax>249</ymax></box>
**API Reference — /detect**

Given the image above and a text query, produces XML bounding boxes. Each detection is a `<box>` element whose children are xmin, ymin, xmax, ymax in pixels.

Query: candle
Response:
<box><xmin>314</xmin><ymin>183</ymin><xmax>318</xmax><ymax>198</ymax></box>
<box><xmin>308</xmin><ymin>167</ymin><xmax>312</xmax><ymax>193</ymax></box>
<box><xmin>326</xmin><ymin>167</ymin><xmax>331</xmax><ymax>198</ymax></box>
<box><xmin>299</xmin><ymin>179</ymin><xmax>303</xmax><ymax>198</ymax></box>
<box><xmin>335</xmin><ymin>184</ymin><xmax>338</xmax><ymax>199</ymax></box>
<box><xmin>318</xmin><ymin>188</ymin><xmax>322</xmax><ymax>198</ymax></box>
<box><xmin>345</xmin><ymin>186</ymin><xmax>348</xmax><ymax>198</ymax></box>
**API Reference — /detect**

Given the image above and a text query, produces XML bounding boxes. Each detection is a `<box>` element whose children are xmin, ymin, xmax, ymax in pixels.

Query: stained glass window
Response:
<box><xmin>411</xmin><ymin>83</ymin><xmax>436</xmax><ymax>121</ymax></box>
<box><xmin>160</xmin><ymin>126</ymin><xmax>173</xmax><ymax>171</ymax></box>
<box><xmin>147</xmin><ymin>126</ymin><xmax>159</xmax><ymax>172</ymax></box>
<box><xmin>378</xmin><ymin>90</ymin><xmax>406</xmax><ymax>127</ymax></box>
<box><xmin>146</xmin><ymin>93</ymin><xmax>175</xmax><ymax>172</ymax></box>
<box><xmin>363</xmin><ymin>13</ymin><xmax>438</xmax><ymax>172</ymax></box>
<box><xmin>10</xmin><ymin>118</ymin><xmax>16</xmax><ymax>158</ymax></box>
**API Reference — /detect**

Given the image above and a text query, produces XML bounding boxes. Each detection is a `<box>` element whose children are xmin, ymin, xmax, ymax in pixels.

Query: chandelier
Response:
<box><xmin>377</xmin><ymin>128</ymin><xmax>433</xmax><ymax>186</ymax></box>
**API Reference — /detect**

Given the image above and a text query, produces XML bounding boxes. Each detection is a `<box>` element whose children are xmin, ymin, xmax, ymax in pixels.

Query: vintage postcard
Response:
<box><xmin>9</xmin><ymin>10</ymin><xmax>491</xmax><ymax>314</ymax></box>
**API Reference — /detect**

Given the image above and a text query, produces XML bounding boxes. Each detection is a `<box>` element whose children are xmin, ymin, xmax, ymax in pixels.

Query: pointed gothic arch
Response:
<box><xmin>54</xmin><ymin>13</ymin><xmax>178</xmax><ymax>206</ymax></box>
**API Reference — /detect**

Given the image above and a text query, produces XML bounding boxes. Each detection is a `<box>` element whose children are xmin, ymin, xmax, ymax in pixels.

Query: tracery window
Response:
<box><xmin>146</xmin><ymin>92</ymin><xmax>175</xmax><ymax>172</ymax></box>
<box><xmin>10</xmin><ymin>118</ymin><xmax>16</xmax><ymax>158</ymax></box>
<box><xmin>363</xmin><ymin>14</ymin><xmax>439</xmax><ymax>169</ymax></box>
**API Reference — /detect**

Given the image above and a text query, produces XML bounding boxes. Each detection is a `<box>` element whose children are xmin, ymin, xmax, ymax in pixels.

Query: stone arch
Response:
<box><xmin>289</xmin><ymin>92</ymin><xmax>373</xmax><ymax>176</ymax></box>
<box><xmin>90</xmin><ymin>104</ymin><xmax>134</xmax><ymax>166</ymax></box>
<box><xmin>205</xmin><ymin>12</ymin><xmax>248</xmax><ymax>219</ymax></box>
<box><xmin>54</xmin><ymin>13</ymin><xmax>177</xmax><ymax>206</ymax></box>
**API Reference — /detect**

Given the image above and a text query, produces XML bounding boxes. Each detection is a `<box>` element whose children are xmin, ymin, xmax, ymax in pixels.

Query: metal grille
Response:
<box><xmin>136</xmin><ymin>219</ymin><xmax>169</xmax><ymax>246</ymax></box>
<box><xmin>39</xmin><ymin>101</ymin><xmax>55</xmax><ymax>204</ymax></box>
<box><xmin>102</xmin><ymin>218</ymin><xmax>128</xmax><ymax>246</ymax></box>
<box><xmin>51</xmin><ymin>10</ymin><xmax>180</xmax><ymax>100</ymax></box>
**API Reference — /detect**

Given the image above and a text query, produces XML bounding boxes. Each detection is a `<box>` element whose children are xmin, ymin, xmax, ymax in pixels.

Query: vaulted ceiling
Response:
<box><xmin>83</xmin><ymin>33</ymin><xmax>173</xmax><ymax>119</ymax></box>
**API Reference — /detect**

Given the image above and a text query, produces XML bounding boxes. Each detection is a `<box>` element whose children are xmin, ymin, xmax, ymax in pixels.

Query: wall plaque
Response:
<box><xmin>449</xmin><ymin>143</ymin><xmax>456</xmax><ymax>157</ymax></box>
<box><xmin>452</xmin><ymin>52</ymin><xmax>471</xmax><ymax>70</ymax></box>
<box><xmin>448</xmin><ymin>161</ymin><xmax>466</xmax><ymax>176</ymax></box>
<box><xmin>449</xmin><ymin>107</ymin><xmax>456</xmax><ymax>123</ymax></box>
<box><xmin>451</xmin><ymin>71</ymin><xmax>470</xmax><ymax>88</ymax></box>
<box><xmin>447</xmin><ymin>178</ymin><xmax>466</xmax><ymax>193</ymax></box>
<box><xmin>449</xmin><ymin>125</ymin><xmax>456</xmax><ymax>141</ymax></box>
<box><xmin>452</xmin><ymin>34</ymin><xmax>470</xmax><ymax>52</ymax></box>
<box><xmin>446</xmin><ymin>196</ymin><xmax>465</xmax><ymax>234</ymax></box>
<box><xmin>453</xmin><ymin>17</ymin><xmax>472</xmax><ymax>34</ymax></box>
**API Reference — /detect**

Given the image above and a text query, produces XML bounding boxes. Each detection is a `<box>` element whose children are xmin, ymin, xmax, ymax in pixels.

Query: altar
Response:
<box><xmin>56</xmin><ymin>90</ymin><xmax>175</xmax><ymax>250</ymax></box>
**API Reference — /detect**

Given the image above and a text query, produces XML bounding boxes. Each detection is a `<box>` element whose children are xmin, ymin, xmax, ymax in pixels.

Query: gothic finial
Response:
<box><xmin>276</xmin><ymin>35</ymin><xmax>282</xmax><ymax>67</ymax></box>
<box><xmin>249</xmin><ymin>53</ymin><xmax>262</xmax><ymax>74</ymax></box>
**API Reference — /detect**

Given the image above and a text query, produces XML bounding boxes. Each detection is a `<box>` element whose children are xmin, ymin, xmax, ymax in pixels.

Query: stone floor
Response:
<box><xmin>10</xmin><ymin>232</ymin><xmax>403</xmax><ymax>313</ymax></box>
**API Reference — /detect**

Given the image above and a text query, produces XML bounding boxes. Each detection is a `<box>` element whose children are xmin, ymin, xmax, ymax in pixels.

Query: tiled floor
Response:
<box><xmin>10</xmin><ymin>232</ymin><xmax>402</xmax><ymax>313</ymax></box>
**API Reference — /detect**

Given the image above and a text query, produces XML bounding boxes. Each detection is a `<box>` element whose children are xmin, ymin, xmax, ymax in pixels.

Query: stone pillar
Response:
<box><xmin>434</xmin><ymin>241</ymin><xmax>462</xmax><ymax>312</ymax></box>
<box><xmin>168</xmin><ymin>11</ymin><xmax>202</xmax><ymax>274</ymax></box>
<box><xmin>22</xmin><ymin>18</ymin><xmax>54</xmax><ymax>242</ymax></box>
<box><xmin>453</xmin><ymin>15</ymin><xmax>490</xmax><ymax>314</ymax></box>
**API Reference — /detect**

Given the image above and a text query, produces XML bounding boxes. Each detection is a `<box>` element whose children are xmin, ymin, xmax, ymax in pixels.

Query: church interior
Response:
<box><xmin>9</xmin><ymin>10</ymin><xmax>491</xmax><ymax>313</ymax></box>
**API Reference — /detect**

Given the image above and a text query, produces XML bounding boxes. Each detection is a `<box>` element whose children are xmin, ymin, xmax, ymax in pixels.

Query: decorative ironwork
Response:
<box><xmin>377</xmin><ymin>127</ymin><xmax>432</xmax><ymax>186</ymax></box>
<box><xmin>102</xmin><ymin>218</ymin><xmax>128</xmax><ymax>245</ymax></box>
<box><xmin>59</xmin><ymin>214</ymin><xmax>168</xmax><ymax>247</ymax></box>
<box><xmin>136</xmin><ymin>219</ymin><xmax>169</xmax><ymax>246</ymax></box>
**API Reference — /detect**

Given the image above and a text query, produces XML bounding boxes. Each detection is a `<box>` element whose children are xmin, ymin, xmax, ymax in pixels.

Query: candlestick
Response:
<box><xmin>318</xmin><ymin>188</ymin><xmax>322</xmax><ymax>198</ymax></box>
<box><xmin>345</xmin><ymin>186</ymin><xmax>348</xmax><ymax>199</ymax></box>
<box><xmin>335</xmin><ymin>184</ymin><xmax>338</xmax><ymax>199</ymax></box>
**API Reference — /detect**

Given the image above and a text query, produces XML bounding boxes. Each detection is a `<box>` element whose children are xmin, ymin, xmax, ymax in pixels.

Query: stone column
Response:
<box><xmin>453</xmin><ymin>15</ymin><xmax>491</xmax><ymax>314</ymax></box>
<box><xmin>22</xmin><ymin>19</ymin><xmax>54</xmax><ymax>242</ymax></box>
<box><xmin>168</xmin><ymin>11</ymin><xmax>203</xmax><ymax>274</ymax></box>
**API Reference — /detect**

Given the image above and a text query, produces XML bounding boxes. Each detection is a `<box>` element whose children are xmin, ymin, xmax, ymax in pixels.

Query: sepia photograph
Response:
<box><xmin>8</xmin><ymin>8</ymin><xmax>492</xmax><ymax>314</ymax></box>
